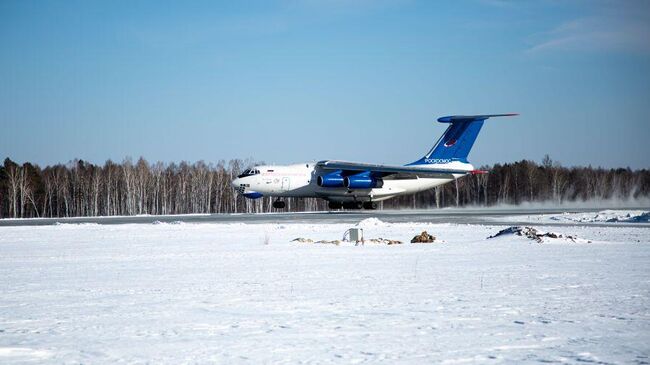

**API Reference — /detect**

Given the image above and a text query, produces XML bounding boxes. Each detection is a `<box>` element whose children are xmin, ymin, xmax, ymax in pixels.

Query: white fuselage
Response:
<box><xmin>232</xmin><ymin>162</ymin><xmax>472</xmax><ymax>203</ymax></box>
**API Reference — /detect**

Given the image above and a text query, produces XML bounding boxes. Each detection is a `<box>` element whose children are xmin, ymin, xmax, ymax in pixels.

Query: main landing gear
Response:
<box><xmin>362</xmin><ymin>202</ymin><xmax>378</xmax><ymax>210</ymax></box>
<box><xmin>328</xmin><ymin>201</ymin><xmax>343</xmax><ymax>210</ymax></box>
<box><xmin>272</xmin><ymin>200</ymin><xmax>286</xmax><ymax>209</ymax></box>
<box><xmin>329</xmin><ymin>201</ymin><xmax>361</xmax><ymax>210</ymax></box>
<box><xmin>328</xmin><ymin>201</ymin><xmax>377</xmax><ymax>210</ymax></box>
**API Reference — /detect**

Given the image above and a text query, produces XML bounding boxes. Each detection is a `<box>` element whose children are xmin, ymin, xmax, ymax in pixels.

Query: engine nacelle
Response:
<box><xmin>344</xmin><ymin>172</ymin><xmax>383</xmax><ymax>189</ymax></box>
<box><xmin>317</xmin><ymin>171</ymin><xmax>344</xmax><ymax>188</ymax></box>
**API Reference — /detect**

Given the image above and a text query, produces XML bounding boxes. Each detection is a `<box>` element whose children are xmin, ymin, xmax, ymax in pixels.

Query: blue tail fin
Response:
<box><xmin>409</xmin><ymin>114</ymin><xmax>517</xmax><ymax>165</ymax></box>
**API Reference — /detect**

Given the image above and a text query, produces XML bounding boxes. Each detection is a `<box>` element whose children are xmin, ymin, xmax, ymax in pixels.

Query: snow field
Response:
<box><xmin>0</xmin><ymin>220</ymin><xmax>649</xmax><ymax>363</ymax></box>
<box><xmin>491</xmin><ymin>210</ymin><xmax>650</xmax><ymax>225</ymax></box>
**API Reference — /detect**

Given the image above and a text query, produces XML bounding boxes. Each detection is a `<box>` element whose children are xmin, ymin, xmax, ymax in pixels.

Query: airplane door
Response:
<box><xmin>281</xmin><ymin>177</ymin><xmax>290</xmax><ymax>191</ymax></box>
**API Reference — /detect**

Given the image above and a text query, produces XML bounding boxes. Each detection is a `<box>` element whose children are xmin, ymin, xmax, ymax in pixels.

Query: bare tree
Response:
<box><xmin>4</xmin><ymin>159</ymin><xmax>19</xmax><ymax>218</ymax></box>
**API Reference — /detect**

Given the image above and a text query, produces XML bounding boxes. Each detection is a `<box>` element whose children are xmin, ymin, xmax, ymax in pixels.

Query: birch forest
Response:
<box><xmin>1</xmin><ymin>156</ymin><xmax>648</xmax><ymax>218</ymax></box>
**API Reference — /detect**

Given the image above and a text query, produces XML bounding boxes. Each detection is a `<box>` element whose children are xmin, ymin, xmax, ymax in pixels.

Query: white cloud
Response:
<box><xmin>527</xmin><ymin>1</ymin><xmax>650</xmax><ymax>54</ymax></box>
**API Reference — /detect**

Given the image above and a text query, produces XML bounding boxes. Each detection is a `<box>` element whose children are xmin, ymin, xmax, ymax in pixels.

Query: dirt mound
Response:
<box><xmin>411</xmin><ymin>231</ymin><xmax>436</xmax><ymax>243</ymax></box>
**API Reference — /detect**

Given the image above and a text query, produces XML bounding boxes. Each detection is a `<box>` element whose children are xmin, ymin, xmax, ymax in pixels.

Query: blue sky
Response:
<box><xmin>1</xmin><ymin>0</ymin><xmax>649</xmax><ymax>168</ymax></box>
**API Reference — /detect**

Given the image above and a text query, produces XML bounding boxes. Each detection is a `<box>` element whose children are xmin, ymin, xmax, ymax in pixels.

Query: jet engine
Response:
<box><xmin>317</xmin><ymin>170</ymin><xmax>344</xmax><ymax>187</ymax></box>
<box><xmin>344</xmin><ymin>172</ymin><xmax>383</xmax><ymax>189</ymax></box>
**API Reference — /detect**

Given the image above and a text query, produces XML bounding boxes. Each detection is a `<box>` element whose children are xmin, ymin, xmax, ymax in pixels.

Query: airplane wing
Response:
<box><xmin>316</xmin><ymin>160</ymin><xmax>471</xmax><ymax>177</ymax></box>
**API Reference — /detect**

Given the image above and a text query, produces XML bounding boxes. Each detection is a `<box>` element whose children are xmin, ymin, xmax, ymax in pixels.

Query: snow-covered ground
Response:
<box><xmin>1</xmin><ymin>217</ymin><xmax>649</xmax><ymax>363</ymax></box>
<box><xmin>491</xmin><ymin>209</ymin><xmax>650</xmax><ymax>225</ymax></box>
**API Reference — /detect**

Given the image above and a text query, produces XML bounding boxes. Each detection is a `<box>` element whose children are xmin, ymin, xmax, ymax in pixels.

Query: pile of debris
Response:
<box><xmin>365</xmin><ymin>238</ymin><xmax>402</xmax><ymax>245</ymax></box>
<box><xmin>291</xmin><ymin>238</ymin><xmax>342</xmax><ymax>245</ymax></box>
<box><xmin>410</xmin><ymin>231</ymin><xmax>436</xmax><ymax>243</ymax></box>
<box><xmin>315</xmin><ymin>239</ymin><xmax>341</xmax><ymax>245</ymax></box>
<box><xmin>488</xmin><ymin>226</ymin><xmax>579</xmax><ymax>243</ymax></box>
<box><xmin>291</xmin><ymin>237</ymin><xmax>314</xmax><ymax>243</ymax></box>
<box><xmin>291</xmin><ymin>237</ymin><xmax>402</xmax><ymax>245</ymax></box>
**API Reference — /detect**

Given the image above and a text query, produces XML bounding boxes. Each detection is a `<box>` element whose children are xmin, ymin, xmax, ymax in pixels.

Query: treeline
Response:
<box><xmin>1</xmin><ymin>156</ymin><xmax>648</xmax><ymax>218</ymax></box>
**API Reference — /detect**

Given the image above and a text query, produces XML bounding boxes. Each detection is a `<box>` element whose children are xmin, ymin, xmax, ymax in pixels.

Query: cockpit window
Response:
<box><xmin>237</xmin><ymin>168</ymin><xmax>260</xmax><ymax>178</ymax></box>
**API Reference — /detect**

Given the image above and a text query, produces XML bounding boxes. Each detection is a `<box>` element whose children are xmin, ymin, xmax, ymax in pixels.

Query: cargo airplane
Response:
<box><xmin>232</xmin><ymin>114</ymin><xmax>517</xmax><ymax>209</ymax></box>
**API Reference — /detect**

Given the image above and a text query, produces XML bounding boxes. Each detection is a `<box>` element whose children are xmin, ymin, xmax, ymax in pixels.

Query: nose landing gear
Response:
<box><xmin>272</xmin><ymin>200</ymin><xmax>286</xmax><ymax>209</ymax></box>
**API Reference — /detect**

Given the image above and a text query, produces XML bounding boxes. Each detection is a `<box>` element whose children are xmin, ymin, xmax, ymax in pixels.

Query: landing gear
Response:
<box><xmin>328</xmin><ymin>201</ymin><xmax>343</xmax><ymax>210</ymax></box>
<box><xmin>329</xmin><ymin>201</ymin><xmax>376</xmax><ymax>210</ymax></box>
<box><xmin>362</xmin><ymin>202</ymin><xmax>377</xmax><ymax>210</ymax></box>
<box><xmin>272</xmin><ymin>200</ymin><xmax>286</xmax><ymax>209</ymax></box>
<box><xmin>342</xmin><ymin>202</ymin><xmax>363</xmax><ymax>210</ymax></box>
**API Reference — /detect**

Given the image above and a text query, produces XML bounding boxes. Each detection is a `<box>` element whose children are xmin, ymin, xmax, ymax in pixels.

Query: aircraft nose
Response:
<box><xmin>231</xmin><ymin>178</ymin><xmax>241</xmax><ymax>189</ymax></box>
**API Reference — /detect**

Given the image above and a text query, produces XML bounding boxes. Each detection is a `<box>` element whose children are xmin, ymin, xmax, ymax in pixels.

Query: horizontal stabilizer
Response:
<box><xmin>437</xmin><ymin>113</ymin><xmax>518</xmax><ymax>123</ymax></box>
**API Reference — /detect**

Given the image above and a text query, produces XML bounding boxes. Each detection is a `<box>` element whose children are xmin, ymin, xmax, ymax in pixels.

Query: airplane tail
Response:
<box><xmin>409</xmin><ymin>114</ymin><xmax>517</xmax><ymax>165</ymax></box>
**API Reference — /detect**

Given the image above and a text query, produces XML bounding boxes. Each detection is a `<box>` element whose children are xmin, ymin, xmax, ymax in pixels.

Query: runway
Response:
<box><xmin>1</xmin><ymin>208</ymin><xmax>649</xmax><ymax>228</ymax></box>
